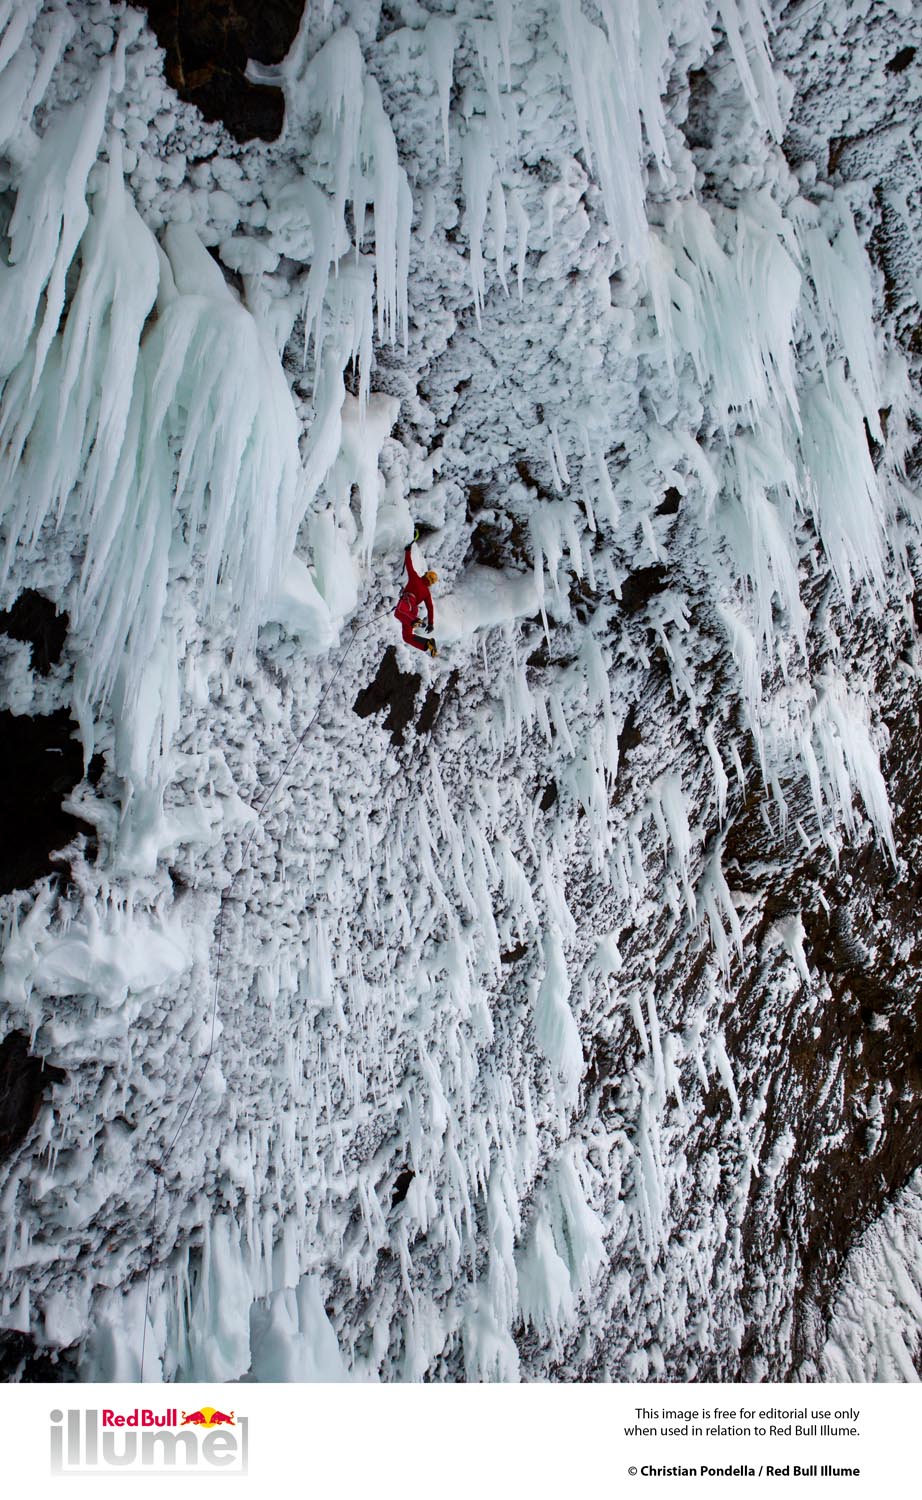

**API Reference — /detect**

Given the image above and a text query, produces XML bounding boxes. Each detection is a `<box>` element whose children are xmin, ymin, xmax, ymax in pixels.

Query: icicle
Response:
<box><xmin>464</xmin><ymin>813</ymin><xmax>502</xmax><ymax>973</ymax></box>
<box><xmin>486</xmin><ymin>1161</ymin><xmax>519</xmax><ymax>1329</ymax></box>
<box><xmin>493</xmin><ymin>0</ymin><xmax>515</xmax><ymax>89</ymax></box>
<box><xmin>360</xmin><ymin>76</ymin><xmax>412</xmax><ymax>347</ymax></box>
<box><xmin>0</xmin><ymin>143</ymin><xmax>175</xmax><ymax>721</ymax></box>
<box><xmin>510</xmin><ymin>190</ymin><xmax>529</xmax><ymax>299</ymax></box>
<box><xmin>534</xmin><ymin>929</ymin><xmax>583</xmax><ymax>1107</ymax></box>
<box><xmin>462</xmin><ymin>125</ymin><xmax>494</xmax><ymax>326</ymax></box>
<box><xmin>0</xmin><ymin>3</ymin><xmax>39</xmax><ymax>154</ymax></box>
<box><xmin>462</xmin><ymin>1291</ymin><xmax>520</xmax><ymax>1381</ymax></box>
<box><xmin>0</xmin><ymin>139</ymin><xmax>155</xmax><ymax>544</ymax></box>
<box><xmin>298</xmin><ymin>180</ymin><xmax>335</xmax><ymax>381</ymax></box>
<box><xmin>635</xmin><ymin>0</ymin><xmax>672</xmax><ymax>179</ymax></box>
<box><xmin>717</xmin><ymin>601</ymin><xmax>764</xmax><ymax>756</ymax></box>
<box><xmin>811</xmin><ymin>678</ymin><xmax>896</xmax><ymax>864</ymax></box>
<box><xmin>556</xmin><ymin>0</ymin><xmax>648</xmax><ymax>264</ymax></box>
<box><xmin>644</xmin><ymin>230</ymin><xmax>677</xmax><ymax>382</ymax></box>
<box><xmin>735</xmin><ymin>192</ymin><xmax>803</xmax><ymax>429</ymax></box>
<box><xmin>517</xmin><ymin>1209</ymin><xmax>574</xmax><ymax>1347</ymax></box>
<box><xmin>473</xmin><ymin>19</ymin><xmax>516</xmax><ymax>168</ymax></box>
<box><xmin>800</xmin><ymin>365</ymin><xmax>886</xmax><ymax>606</ymax></box>
<box><xmin>596</xmin><ymin>452</ymin><xmax>620</xmax><ymax>528</ymax></box>
<box><xmin>800</xmin><ymin>209</ymin><xmax>883</xmax><ymax>442</ymax></box>
<box><xmin>550</xmin><ymin>425</ymin><xmax>571</xmax><ymax>485</ymax></box>
<box><xmin>301</xmin><ymin>28</ymin><xmax>364</xmax><ymax>236</ymax></box>
<box><xmin>697</xmin><ymin>840</ymin><xmax>744</xmax><ymax>977</ymax></box>
<box><xmin>725</xmin><ymin>426</ymin><xmax>808</xmax><ymax>675</ymax></box>
<box><xmin>640</xmin><ymin>510</ymin><xmax>663</xmax><ymax>562</ymax></box>
<box><xmin>182</xmin><ymin>1215</ymin><xmax>255</xmax><ymax>1380</ymax></box>
<box><xmin>581</xmin><ymin>635</ymin><xmax>619</xmax><ymax>769</ymax></box>
<box><xmin>545</xmin><ymin>431</ymin><xmax>563</xmax><ymax>491</ymax></box>
<box><xmin>716</xmin><ymin>0</ymin><xmax>783</xmax><ymax>142</ymax></box>
<box><xmin>0</xmin><ymin>60</ymin><xmax>110</xmax><ymax>385</ymax></box>
<box><xmin>663</xmin><ymin>198</ymin><xmax>769</xmax><ymax>431</ymax></box>
<box><xmin>424</xmin><ymin>16</ymin><xmax>455</xmax><ymax>167</ymax></box>
<box><xmin>631</xmin><ymin>1070</ymin><xmax>668</xmax><ymax>1256</ymax></box>
<box><xmin>0</xmin><ymin>2</ymin><xmax>36</xmax><ymax>76</ymax></box>
<box><xmin>490</xmin><ymin>178</ymin><xmax>509</xmax><ymax>295</ymax></box>
<box><xmin>704</xmin><ymin>722</ymin><xmax>729</xmax><ymax>824</ymax></box>
<box><xmin>648</xmin><ymin>774</ymin><xmax>696</xmax><ymax>922</ymax></box>
<box><xmin>497</xmin><ymin>837</ymin><xmax>538</xmax><ymax>935</ymax></box>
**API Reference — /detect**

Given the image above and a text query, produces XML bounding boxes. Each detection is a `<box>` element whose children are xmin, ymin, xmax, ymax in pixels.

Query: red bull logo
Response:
<box><xmin>181</xmin><ymin>1406</ymin><xmax>236</xmax><ymax>1428</ymax></box>
<box><xmin>52</xmin><ymin>1406</ymin><xmax>247</xmax><ymax>1474</ymax></box>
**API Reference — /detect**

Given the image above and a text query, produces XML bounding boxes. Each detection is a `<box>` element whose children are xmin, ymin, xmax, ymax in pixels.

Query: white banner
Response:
<box><xmin>1</xmin><ymin>1381</ymin><xmax>920</xmax><ymax>1498</ymax></box>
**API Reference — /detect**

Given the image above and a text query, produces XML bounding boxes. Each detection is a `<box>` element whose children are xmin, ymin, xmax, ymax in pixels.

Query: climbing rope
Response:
<box><xmin>139</xmin><ymin>602</ymin><xmax>394</xmax><ymax>1379</ymax></box>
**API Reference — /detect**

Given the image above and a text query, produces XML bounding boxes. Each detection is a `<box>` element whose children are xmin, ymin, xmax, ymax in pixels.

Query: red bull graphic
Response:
<box><xmin>102</xmin><ymin>1409</ymin><xmax>180</xmax><ymax>1427</ymax></box>
<box><xmin>181</xmin><ymin>1406</ymin><xmax>236</xmax><ymax>1428</ymax></box>
<box><xmin>52</xmin><ymin>1406</ymin><xmax>247</xmax><ymax>1475</ymax></box>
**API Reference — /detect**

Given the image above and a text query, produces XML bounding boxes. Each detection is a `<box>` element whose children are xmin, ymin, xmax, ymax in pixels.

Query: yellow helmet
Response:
<box><xmin>425</xmin><ymin>570</ymin><xmax>438</xmax><ymax>584</ymax></box>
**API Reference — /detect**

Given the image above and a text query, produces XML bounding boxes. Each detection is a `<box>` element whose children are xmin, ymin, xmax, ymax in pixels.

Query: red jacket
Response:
<box><xmin>396</xmin><ymin>546</ymin><xmax>433</xmax><ymax>629</ymax></box>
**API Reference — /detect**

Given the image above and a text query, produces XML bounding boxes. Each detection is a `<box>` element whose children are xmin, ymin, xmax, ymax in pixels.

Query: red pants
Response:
<box><xmin>395</xmin><ymin>601</ymin><xmax>430</xmax><ymax>650</ymax></box>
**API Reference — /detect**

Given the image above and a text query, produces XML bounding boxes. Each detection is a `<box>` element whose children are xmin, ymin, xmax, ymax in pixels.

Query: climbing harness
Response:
<box><xmin>138</xmin><ymin>603</ymin><xmax>393</xmax><ymax>1379</ymax></box>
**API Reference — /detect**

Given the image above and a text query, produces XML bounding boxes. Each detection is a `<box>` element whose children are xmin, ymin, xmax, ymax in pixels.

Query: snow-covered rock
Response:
<box><xmin>0</xmin><ymin>0</ymin><xmax>920</xmax><ymax>1385</ymax></box>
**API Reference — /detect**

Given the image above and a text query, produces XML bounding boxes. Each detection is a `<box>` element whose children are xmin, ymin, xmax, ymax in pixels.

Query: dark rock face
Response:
<box><xmin>656</xmin><ymin>486</ymin><xmax>682</xmax><ymax>517</ymax></box>
<box><xmin>619</xmin><ymin>565</ymin><xmax>669</xmax><ymax>615</ymax></box>
<box><xmin>0</xmin><ymin>708</ymin><xmax>96</xmax><ymax>895</ymax></box>
<box><xmin>0</xmin><ymin>1031</ymin><xmax>65</xmax><ymax>1165</ymax></box>
<box><xmin>0</xmin><ymin>591</ymin><xmax>66</xmax><ymax>677</ymax></box>
<box><xmin>463</xmin><ymin>509</ymin><xmax>532</xmax><ymax>573</ymax></box>
<box><xmin>730</xmin><ymin>670</ymin><xmax>922</xmax><ymax>1376</ymax></box>
<box><xmin>390</xmin><ymin>1168</ymin><xmax>414</xmax><ymax>1207</ymax></box>
<box><xmin>0</xmin><ymin>593</ymin><xmax>97</xmax><ymax>892</ymax></box>
<box><xmin>886</xmin><ymin>46</ymin><xmax>916</xmax><ymax>74</ymax></box>
<box><xmin>0</xmin><ymin>1330</ymin><xmax>76</xmax><ymax>1382</ymax></box>
<box><xmin>538</xmin><ymin>779</ymin><xmax>557</xmax><ymax>811</ymax></box>
<box><xmin>136</xmin><ymin>1</ymin><xmax>305</xmax><ymax>142</ymax></box>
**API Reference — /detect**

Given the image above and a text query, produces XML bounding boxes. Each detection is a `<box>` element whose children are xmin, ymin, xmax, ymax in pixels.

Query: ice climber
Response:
<box><xmin>395</xmin><ymin>540</ymin><xmax>438</xmax><ymax>656</ymax></box>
